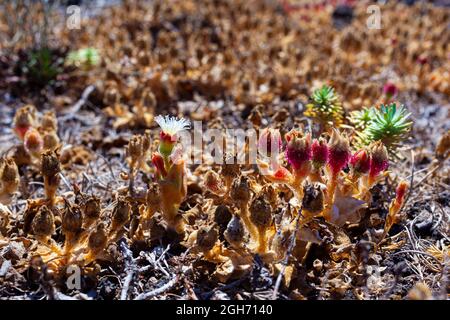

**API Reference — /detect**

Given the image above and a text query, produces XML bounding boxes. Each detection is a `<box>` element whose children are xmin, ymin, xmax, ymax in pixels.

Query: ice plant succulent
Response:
<box><xmin>323</xmin><ymin>129</ymin><xmax>351</xmax><ymax>219</ymax></box>
<box><xmin>383</xmin><ymin>180</ymin><xmax>409</xmax><ymax>239</ymax></box>
<box><xmin>285</xmin><ymin>129</ymin><xmax>312</xmax><ymax>195</ymax></box>
<box><xmin>349</xmin><ymin>149</ymin><xmax>371</xmax><ymax>184</ymax></box>
<box><xmin>152</xmin><ymin>115</ymin><xmax>190</xmax><ymax>234</ymax></box>
<box><xmin>305</xmin><ymin>85</ymin><xmax>344</xmax><ymax>133</ymax></box>
<box><xmin>367</xmin><ymin>141</ymin><xmax>389</xmax><ymax>188</ymax></box>
<box><xmin>353</xmin><ymin>103</ymin><xmax>412</xmax><ymax>155</ymax></box>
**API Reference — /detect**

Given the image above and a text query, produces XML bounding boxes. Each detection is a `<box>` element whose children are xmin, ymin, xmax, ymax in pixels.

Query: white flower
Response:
<box><xmin>155</xmin><ymin>115</ymin><xmax>191</xmax><ymax>136</ymax></box>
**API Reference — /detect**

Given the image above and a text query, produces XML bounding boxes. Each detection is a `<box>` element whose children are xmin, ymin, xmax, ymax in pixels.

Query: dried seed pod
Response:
<box><xmin>220</xmin><ymin>155</ymin><xmax>240</xmax><ymax>180</ymax></box>
<box><xmin>224</xmin><ymin>214</ymin><xmax>247</xmax><ymax>246</ymax></box>
<box><xmin>62</xmin><ymin>202</ymin><xmax>83</xmax><ymax>234</ymax></box>
<box><xmin>0</xmin><ymin>203</ymin><xmax>11</xmax><ymax>235</ymax></box>
<box><xmin>146</xmin><ymin>182</ymin><xmax>161</xmax><ymax>208</ymax></box>
<box><xmin>311</xmin><ymin>138</ymin><xmax>329</xmax><ymax>170</ymax></box>
<box><xmin>272</xmin><ymin>227</ymin><xmax>292</xmax><ymax>258</ymax></box>
<box><xmin>249</xmin><ymin>195</ymin><xmax>272</xmax><ymax>228</ymax></box>
<box><xmin>24</xmin><ymin>128</ymin><xmax>43</xmax><ymax>157</ymax></box>
<box><xmin>302</xmin><ymin>183</ymin><xmax>324</xmax><ymax>216</ymax></box>
<box><xmin>0</xmin><ymin>158</ymin><xmax>19</xmax><ymax>194</ymax></box>
<box><xmin>214</xmin><ymin>205</ymin><xmax>232</xmax><ymax>229</ymax></box>
<box><xmin>104</xmin><ymin>87</ymin><xmax>119</xmax><ymax>105</ymax></box>
<box><xmin>435</xmin><ymin>130</ymin><xmax>450</xmax><ymax>160</ymax></box>
<box><xmin>83</xmin><ymin>196</ymin><xmax>101</xmax><ymax>220</ymax></box>
<box><xmin>137</xmin><ymin>51</ymin><xmax>150</xmax><ymax>66</ymax></box>
<box><xmin>88</xmin><ymin>223</ymin><xmax>108</xmax><ymax>252</ymax></box>
<box><xmin>127</xmin><ymin>134</ymin><xmax>145</xmax><ymax>162</ymax></box>
<box><xmin>32</xmin><ymin>205</ymin><xmax>55</xmax><ymax>238</ymax></box>
<box><xmin>13</xmin><ymin>145</ymin><xmax>32</xmax><ymax>166</ymax></box>
<box><xmin>41</xmin><ymin>151</ymin><xmax>61</xmax><ymax>177</ymax></box>
<box><xmin>260</xmin><ymin>184</ymin><xmax>278</xmax><ymax>209</ymax></box>
<box><xmin>249</xmin><ymin>108</ymin><xmax>262</xmax><ymax>127</ymax></box>
<box><xmin>313</xmin><ymin>259</ymin><xmax>323</xmax><ymax>272</ymax></box>
<box><xmin>41</xmin><ymin>111</ymin><xmax>58</xmax><ymax>132</ymax></box>
<box><xmin>13</xmin><ymin>105</ymin><xmax>36</xmax><ymax>139</ymax></box>
<box><xmin>111</xmin><ymin>197</ymin><xmax>130</xmax><ymax>230</ymax></box>
<box><xmin>142</xmin><ymin>130</ymin><xmax>152</xmax><ymax>152</ymax></box>
<box><xmin>42</xmin><ymin>131</ymin><xmax>60</xmax><ymax>151</ymax></box>
<box><xmin>141</xmin><ymin>89</ymin><xmax>156</xmax><ymax>109</ymax></box>
<box><xmin>204</xmin><ymin>170</ymin><xmax>225</xmax><ymax>195</ymax></box>
<box><xmin>230</xmin><ymin>176</ymin><xmax>251</xmax><ymax>205</ymax></box>
<box><xmin>196</xmin><ymin>225</ymin><xmax>219</xmax><ymax>252</ymax></box>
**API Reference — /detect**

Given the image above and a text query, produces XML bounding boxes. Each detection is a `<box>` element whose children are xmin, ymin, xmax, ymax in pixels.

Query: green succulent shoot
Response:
<box><xmin>349</xmin><ymin>107</ymin><xmax>374</xmax><ymax>130</ymax></box>
<box><xmin>66</xmin><ymin>48</ymin><xmax>100</xmax><ymax>69</ymax></box>
<box><xmin>352</xmin><ymin>103</ymin><xmax>412</xmax><ymax>155</ymax></box>
<box><xmin>305</xmin><ymin>85</ymin><xmax>344</xmax><ymax>132</ymax></box>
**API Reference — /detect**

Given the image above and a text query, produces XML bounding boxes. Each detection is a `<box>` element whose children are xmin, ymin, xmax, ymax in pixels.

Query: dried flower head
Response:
<box><xmin>146</xmin><ymin>182</ymin><xmax>161</xmax><ymax>208</ymax></box>
<box><xmin>249</xmin><ymin>195</ymin><xmax>272</xmax><ymax>228</ymax></box>
<box><xmin>214</xmin><ymin>205</ymin><xmax>232</xmax><ymax>229</ymax></box>
<box><xmin>41</xmin><ymin>111</ymin><xmax>58</xmax><ymax>132</ymax></box>
<box><xmin>230</xmin><ymin>176</ymin><xmax>251</xmax><ymax>205</ymax></box>
<box><xmin>32</xmin><ymin>205</ymin><xmax>55</xmax><ymax>239</ymax></box>
<box><xmin>62</xmin><ymin>202</ymin><xmax>83</xmax><ymax>234</ymax></box>
<box><xmin>24</xmin><ymin>128</ymin><xmax>43</xmax><ymax>157</ymax></box>
<box><xmin>13</xmin><ymin>105</ymin><xmax>36</xmax><ymax>139</ymax></box>
<box><xmin>41</xmin><ymin>151</ymin><xmax>61</xmax><ymax>177</ymax></box>
<box><xmin>285</xmin><ymin>131</ymin><xmax>312</xmax><ymax>171</ymax></box>
<box><xmin>221</xmin><ymin>155</ymin><xmax>241</xmax><ymax>181</ymax></box>
<box><xmin>224</xmin><ymin>214</ymin><xmax>247</xmax><ymax>246</ymax></box>
<box><xmin>349</xmin><ymin>149</ymin><xmax>370</xmax><ymax>175</ymax></box>
<box><xmin>302</xmin><ymin>183</ymin><xmax>324</xmax><ymax>216</ymax></box>
<box><xmin>311</xmin><ymin>138</ymin><xmax>329</xmax><ymax>170</ymax></box>
<box><xmin>204</xmin><ymin>170</ymin><xmax>225</xmax><ymax>195</ymax></box>
<box><xmin>0</xmin><ymin>158</ymin><xmax>19</xmax><ymax>194</ymax></box>
<box><xmin>83</xmin><ymin>196</ymin><xmax>101</xmax><ymax>220</ymax></box>
<box><xmin>327</xmin><ymin>129</ymin><xmax>350</xmax><ymax>175</ymax></box>
<box><xmin>111</xmin><ymin>197</ymin><xmax>131</xmax><ymax>230</ymax></box>
<box><xmin>127</xmin><ymin>134</ymin><xmax>149</xmax><ymax>162</ymax></box>
<box><xmin>43</xmin><ymin>131</ymin><xmax>60</xmax><ymax>151</ymax></box>
<box><xmin>88</xmin><ymin>222</ymin><xmax>108</xmax><ymax>253</ymax></box>
<box><xmin>435</xmin><ymin>130</ymin><xmax>450</xmax><ymax>160</ymax></box>
<box><xmin>369</xmin><ymin>141</ymin><xmax>389</xmax><ymax>179</ymax></box>
<box><xmin>196</xmin><ymin>225</ymin><xmax>219</xmax><ymax>252</ymax></box>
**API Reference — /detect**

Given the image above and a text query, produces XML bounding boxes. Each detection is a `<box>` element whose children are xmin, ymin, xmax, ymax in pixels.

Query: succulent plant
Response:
<box><xmin>352</xmin><ymin>103</ymin><xmax>412</xmax><ymax>155</ymax></box>
<box><xmin>152</xmin><ymin>115</ymin><xmax>191</xmax><ymax>234</ymax></box>
<box><xmin>66</xmin><ymin>47</ymin><xmax>101</xmax><ymax>69</ymax></box>
<box><xmin>305</xmin><ymin>85</ymin><xmax>344</xmax><ymax>132</ymax></box>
